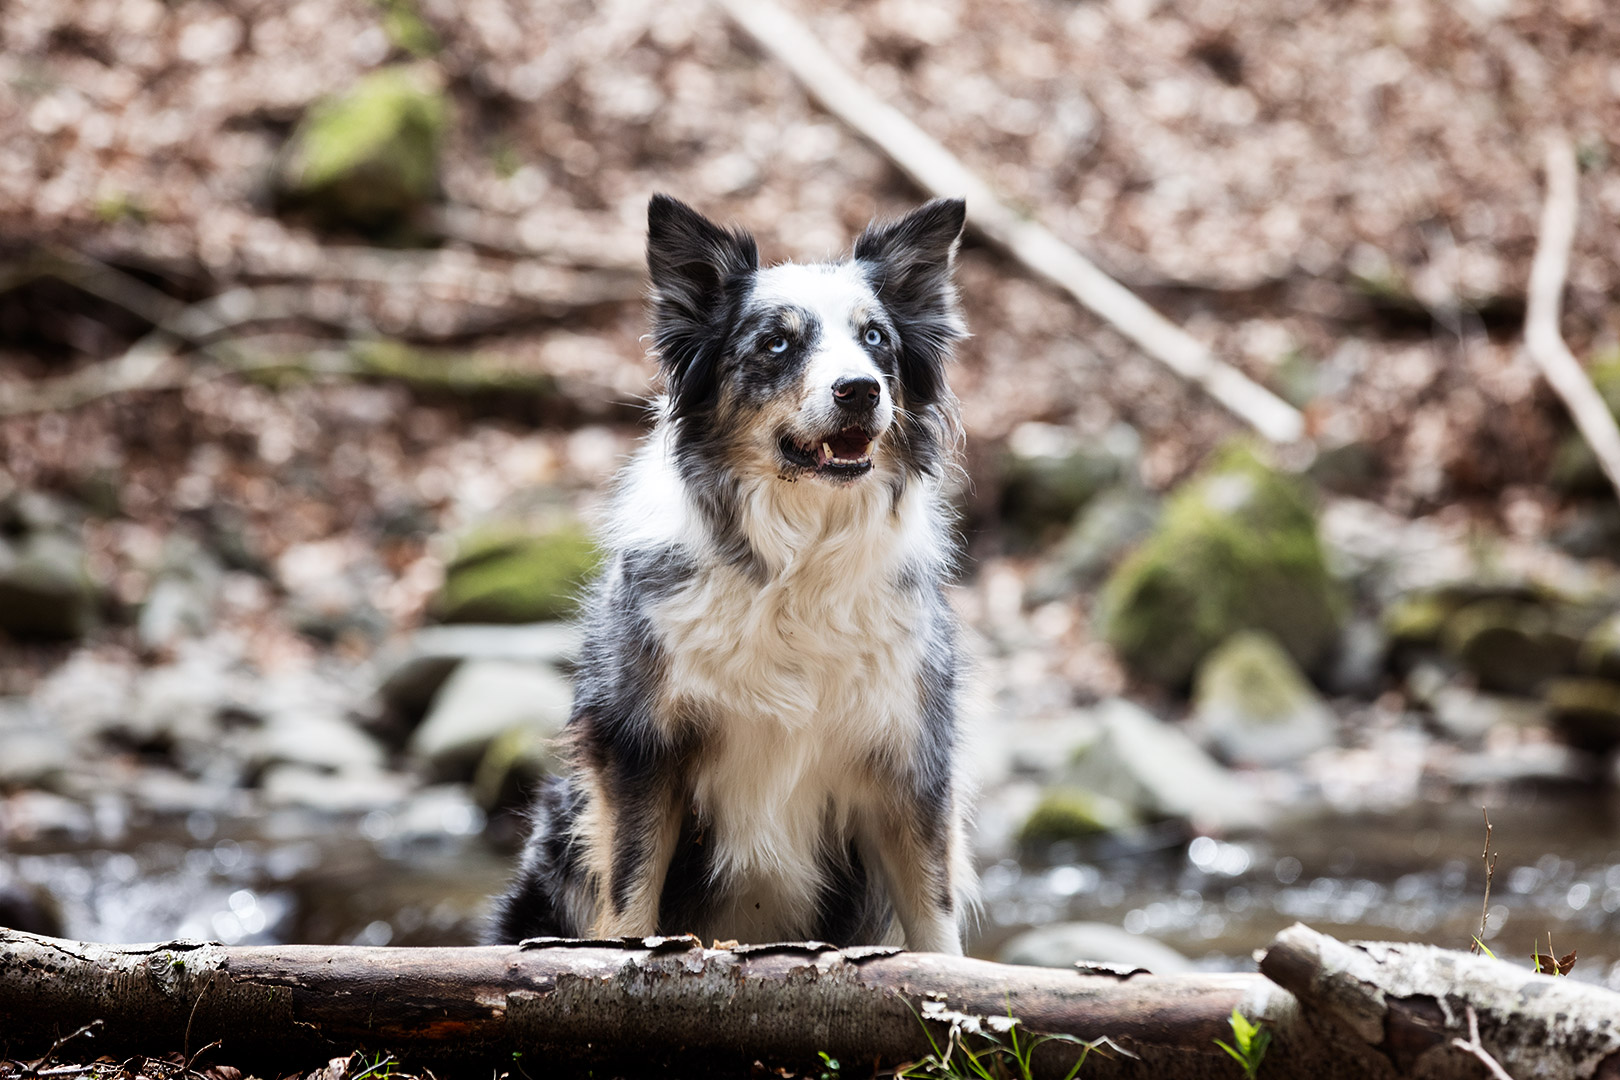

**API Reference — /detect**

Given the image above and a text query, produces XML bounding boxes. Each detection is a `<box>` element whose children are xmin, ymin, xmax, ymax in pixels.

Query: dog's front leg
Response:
<box><xmin>858</xmin><ymin>782</ymin><xmax>965</xmax><ymax>956</ymax></box>
<box><xmin>581</xmin><ymin>758</ymin><xmax>686</xmax><ymax>938</ymax></box>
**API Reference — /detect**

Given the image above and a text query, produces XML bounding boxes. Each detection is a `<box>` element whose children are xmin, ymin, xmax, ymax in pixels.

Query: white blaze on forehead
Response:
<box><xmin>748</xmin><ymin>261</ymin><xmax>880</xmax><ymax>335</ymax></box>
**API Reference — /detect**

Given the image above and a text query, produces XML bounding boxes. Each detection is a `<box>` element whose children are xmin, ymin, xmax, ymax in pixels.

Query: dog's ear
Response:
<box><xmin>647</xmin><ymin>194</ymin><xmax>759</xmax><ymax>413</ymax></box>
<box><xmin>854</xmin><ymin>198</ymin><xmax>967</xmax><ymax>407</ymax></box>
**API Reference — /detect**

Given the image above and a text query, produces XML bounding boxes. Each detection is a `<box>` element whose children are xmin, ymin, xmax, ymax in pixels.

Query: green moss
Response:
<box><xmin>353</xmin><ymin>340</ymin><xmax>556</xmax><ymax>399</ymax></box>
<box><xmin>372</xmin><ymin>0</ymin><xmax>439</xmax><ymax>57</ymax></box>
<box><xmin>1098</xmin><ymin>444</ymin><xmax>1342</xmax><ymax>688</ymax></box>
<box><xmin>280</xmin><ymin>66</ymin><xmax>447</xmax><ymax>230</ymax></box>
<box><xmin>1193</xmin><ymin>631</ymin><xmax>1319</xmax><ymax>728</ymax></box>
<box><xmin>432</xmin><ymin>523</ymin><xmax>601</xmax><ymax>624</ymax></box>
<box><xmin>1017</xmin><ymin>787</ymin><xmax>1139</xmax><ymax>846</ymax></box>
<box><xmin>1382</xmin><ymin>592</ymin><xmax>1460</xmax><ymax>646</ymax></box>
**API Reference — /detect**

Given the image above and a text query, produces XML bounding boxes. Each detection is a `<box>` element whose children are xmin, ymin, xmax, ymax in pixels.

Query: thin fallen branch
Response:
<box><xmin>714</xmin><ymin>0</ymin><xmax>1306</xmax><ymax>445</ymax></box>
<box><xmin>1525</xmin><ymin>133</ymin><xmax>1620</xmax><ymax>502</ymax></box>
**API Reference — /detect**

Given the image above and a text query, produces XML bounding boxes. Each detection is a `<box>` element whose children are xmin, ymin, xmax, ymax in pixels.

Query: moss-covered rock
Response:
<box><xmin>278</xmin><ymin>65</ymin><xmax>448</xmax><ymax>231</ymax></box>
<box><xmin>1441</xmin><ymin>598</ymin><xmax>1580</xmax><ymax>696</ymax></box>
<box><xmin>0</xmin><ymin>531</ymin><xmax>98</xmax><ymax>640</ymax></box>
<box><xmin>1098</xmin><ymin>444</ymin><xmax>1342</xmax><ymax>688</ymax></box>
<box><xmin>432</xmin><ymin>521</ymin><xmax>600</xmax><ymax>625</ymax></box>
<box><xmin>1382</xmin><ymin>592</ymin><xmax>1462</xmax><ymax>648</ymax></box>
<box><xmin>1544</xmin><ymin>677</ymin><xmax>1620</xmax><ymax>754</ymax></box>
<box><xmin>1192</xmin><ymin>630</ymin><xmax>1335</xmax><ymax>766</ymax></box>
<box><xmin>1016</xmin><ymin>786</ymin><xmax>1140</xmax><ymax>846</ymax></box>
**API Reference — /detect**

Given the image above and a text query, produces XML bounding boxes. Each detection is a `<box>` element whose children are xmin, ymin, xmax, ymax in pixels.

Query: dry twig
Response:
<box><xmin>1524</xmin><ymin>134</ymin><xmax>1620</xmax><ymax>502</ymax></box>
<box><xmin>1449</xmin><ymin>1005</ymin><xmax>1515</xmax><ymax>1080</ymax></box>
<box><xmin>1473</xmin><ymin>806</ymin><xmax>1498</xmax><ymax>953</ymax></box>
<box><xmin>714</xmin><ymin>0</ymin><xmax>1306</xmax><ymax>445</ymax></box>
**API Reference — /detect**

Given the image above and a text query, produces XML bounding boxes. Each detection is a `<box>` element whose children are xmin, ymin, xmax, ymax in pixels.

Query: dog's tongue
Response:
<box><xmin>817</xmin><ymin>427</ymin><xmax>871</xmax><ymax>465</ymax></box>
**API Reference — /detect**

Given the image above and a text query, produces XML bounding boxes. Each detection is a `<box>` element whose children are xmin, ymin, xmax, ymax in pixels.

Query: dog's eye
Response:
<box><xmin>767</xmin><ymin>337</ymin><xmax>790</xmax><ymax>354</ymax></box>
<box><xmin>864</xmin><ymin>328</ymin><xmax>884</xmax><ymax>347</ymax></box>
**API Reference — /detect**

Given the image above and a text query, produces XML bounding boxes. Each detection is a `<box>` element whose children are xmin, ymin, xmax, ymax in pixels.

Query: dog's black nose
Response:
<box><xmin>832</xmin><ymin>376</ymin><xmax>880</xmax><ymax>410</ymax></box>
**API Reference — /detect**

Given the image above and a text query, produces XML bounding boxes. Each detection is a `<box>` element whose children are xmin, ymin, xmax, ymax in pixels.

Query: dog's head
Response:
<box><xmin>646</xmin><ymin>195</ymin><xmax>966</xmax><ymax>486</ymax></box>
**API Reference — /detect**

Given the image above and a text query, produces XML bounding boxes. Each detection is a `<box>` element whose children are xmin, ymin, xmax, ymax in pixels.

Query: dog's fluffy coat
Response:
<box><xmin>488</xmin><ymin>195</ymin><xmax>973</xmax><ymax>953</ymax></box>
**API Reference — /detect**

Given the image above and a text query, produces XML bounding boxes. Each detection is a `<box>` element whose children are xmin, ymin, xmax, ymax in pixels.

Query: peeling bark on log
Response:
<box><xmin>3</xmin><ymin>926</ymin><xmax>1617</xmax><ymax>1078</ymax></box>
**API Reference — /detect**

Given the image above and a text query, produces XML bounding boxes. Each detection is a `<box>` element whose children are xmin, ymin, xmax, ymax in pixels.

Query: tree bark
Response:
<box><xmin>2</xmin><ymin>926</ymin><xmax>1616</xmax><ymax>1078</ymax></box>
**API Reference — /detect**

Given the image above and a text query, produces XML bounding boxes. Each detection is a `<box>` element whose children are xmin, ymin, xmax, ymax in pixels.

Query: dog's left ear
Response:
<box><xmin>854</xmin><ymin>198</ymin><xmax>968</xmax><ymax>407</ymax></box>
<box><xmin>647</xmin><ymin>194</ymin><xmax>759</xmax><ymax>414</ymax></box>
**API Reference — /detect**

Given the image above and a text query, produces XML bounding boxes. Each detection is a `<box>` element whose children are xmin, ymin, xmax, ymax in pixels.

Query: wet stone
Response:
<box><xmin>1061</xmin><ymin>698</ymin><xmax>1268</xmax><ymax>833</ymax></box>
<box><xmin>999</xmin><ymin>921</ymin><xmax>1194</xmax><ymax>974</ymax></box>
<box><xmin>1192</xmin><ymin>630</ymin><xmax>1336</xmax><ymax>767</ymax></box>
<box><xmin>409</xmin><ymin>659</ymin><xmax>573</xmax><ymax>779</ymax></box>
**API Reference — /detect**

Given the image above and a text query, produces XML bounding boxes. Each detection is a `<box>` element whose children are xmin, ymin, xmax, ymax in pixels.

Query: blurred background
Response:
<box><xmin>3</xmin><ymin>0</ymin><xmax>1620</xmax><ymax>984</ymax></box>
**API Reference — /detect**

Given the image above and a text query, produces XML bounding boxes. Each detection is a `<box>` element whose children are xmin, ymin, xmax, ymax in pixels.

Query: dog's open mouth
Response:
<box><xmin>779</xmin><ymin>426</ymin><xmax>876</xmax><ymax>477</ymax></box>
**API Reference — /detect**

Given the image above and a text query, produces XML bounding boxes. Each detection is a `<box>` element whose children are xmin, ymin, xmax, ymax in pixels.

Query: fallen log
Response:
<box><xmin>714</xmin><ymin>0</ymin><xmax>1307</xmax><ymax>446</ymax></box>
<box><xmin>2</xmin><ymin>926</ymin><xmax>1616</xmax><ymax>1078</ymax></box>
<box><xmin>1260</xmin><ymin>923</ymin><xmax>1620</xmax><ymax>1079</ymax></box>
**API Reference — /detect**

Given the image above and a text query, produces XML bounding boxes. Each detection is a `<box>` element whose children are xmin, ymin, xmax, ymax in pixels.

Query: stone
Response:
<box><xmin>1099</xmin><ymin>444</ymin><xmax>1342</xmax><ymax>688</ymax></box>
<box><xmin>256</xmin><ymin>712</ymin><xmax>387</xmax><ymax>775</ymax></box>
<box><xmin>0</xmin><ymin>881</ymin><xmax>62</xmax><ymax>937</ymax></box>
<box><xmin>1025</xmin><ymin>487</ymin><xmax>1160</xmax><ymax>604</ymax></box>
<box><xmin>1429</xmin><ymin>685</ymin><xmax>1544</xmax><ymax>744</ymax></box>
<box><xmin>136</xmin><ymin>533</ymin><xmax>223</xmax><ymax>650</ymax></box>
<box><xmin>998</xmin><ymin>921</ymin><xmax>1194</xmax><ymax>974</ymax></box>
<box><xmin>32</xmin><ymin>653</ymin><xmax>138</xmax><ymax>743</ymax></box>
<box><xmin>1543</xmin><ymin>678</ymin><xmax>1620</xmax><ymax>754</ymax></box>
<box><xmin>409</xmin><ymin>659</ymin><xmax>573</xmax><ymax>778</ymax></box>
<box><xmin>1439</xmin><ymin>743</ymin><xmax>1598</xmax><ymax>787</ymax></box>
<box><xmin>1306</xmin><ymin>438</ymin><xmax>1382</xmax><ymax>496</ymax></box>
<box><xmin>471</xmin><ymin>726</ymin><xmax>563</xmax><ymax>815</ymax></box>
<box><xmin>1325</xmin><ymin>616</ymin><xmax>1389</xmax><ymax>698</ymax></box>
<box><xmin>1061</xmin><ymin>698</ymin><xmax>1268</xmax><ymax>833</ymax></box>
<box><xmin>376</xmin><ymin>621</ymin><xmax>581</xmax><ymax>721</ymax></box>
<box><xmin>1441</xmin><ymin>599</ymin><xmax>1580</xmax><ymax>696</ymax></box>
<box><xmin>0</xmin><ymin>698</ymin><xmax>73</xmax><ymax>787</ymax></box>
<box><xmin>431</xmin><ymin>522</ymin><xmax>600</xmax><ymax>625</ymax></box>
<box><xmin>1578</xmin><ymin>615</ymin><xmax>1620</xmax><ymax>682</ymax></box>
<box><xmin>277</xmin><ymin>65</ymin><xmax>448</xmax><ymax>231</ymax></box>
<box><xmin>1017</xmin><ymin>786</ymin><xmax>1141</xmax><ymax>845</ymax></box>
<box><xmin>260</xmin><ymin>764</ymin><xmax>414</xmax><ymax>813</ymax></box>
<box><xmin>1192</xmin><ymin>631</ymin><xmax>1336</xmax><ymax>767</ymax></box>
<box><xmin>997</xmin><ymin>422</ymin><xmax>1139</xmax><ymax>543</ymax></box>
<box><xmin>1382</xmin><ymin>592</ymin><xmax>1459</xmax><ymax>649</ymax></box>
<box><xmin>0</xmin><ymin>531</ymin><xmax>97</xmax><ymax>640</ymax></box>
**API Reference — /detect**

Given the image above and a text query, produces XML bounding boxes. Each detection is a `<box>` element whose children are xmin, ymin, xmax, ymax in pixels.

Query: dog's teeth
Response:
<box><xmin>821</xmin><ymin>443</ymin><xmax>833</xmax><ymax>464</ymax></box>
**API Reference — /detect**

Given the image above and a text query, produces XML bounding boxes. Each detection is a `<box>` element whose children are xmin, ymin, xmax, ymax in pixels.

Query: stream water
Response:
<box><xmin>7</xmin><ymin>787</ymin><xmax>1619</xmax><ymax>988</ymax></box>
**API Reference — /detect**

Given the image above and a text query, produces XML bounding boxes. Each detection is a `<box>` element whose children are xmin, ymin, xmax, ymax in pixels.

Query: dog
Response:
<box><xmin>487</xmin><ymin>194</ymin><xmax>974</xmax><ymax>954</ymax></box>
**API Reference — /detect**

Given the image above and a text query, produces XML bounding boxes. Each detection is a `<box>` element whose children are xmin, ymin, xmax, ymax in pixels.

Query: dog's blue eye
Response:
<box><xmin>864</xmin><ymin>328</ymin><xmax>884</xmax><ymax>347</ymax></box>
<box><xmin>768</xmin><ymin>337</ymin><xmax>790</xmax><ymax>354</ymax></box>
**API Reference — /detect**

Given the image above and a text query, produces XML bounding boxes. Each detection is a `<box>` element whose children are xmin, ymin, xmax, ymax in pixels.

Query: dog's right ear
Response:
<box><xmin>647</xmin><ymin>195</ymin><xmax>758</xmax><ymax>413</ymax></box>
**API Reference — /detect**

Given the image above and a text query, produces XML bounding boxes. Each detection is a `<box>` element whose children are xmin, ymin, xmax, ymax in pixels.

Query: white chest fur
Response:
<box><xmin>642</xmin><ymin>472</ymin><xmax>940</xmax><ymax>934</ymax></box>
